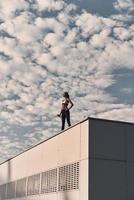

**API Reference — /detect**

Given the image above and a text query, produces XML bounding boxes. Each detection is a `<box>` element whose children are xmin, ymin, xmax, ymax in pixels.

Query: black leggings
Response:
<box><xmin>61</xmin><ymin>110</ymin><xmax>71</xmax><ymax>130</ymax></box>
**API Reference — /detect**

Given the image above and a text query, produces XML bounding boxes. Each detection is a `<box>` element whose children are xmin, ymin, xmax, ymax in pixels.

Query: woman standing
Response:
<box><xmin>57</xmin><ymin>92</ymin><xmax>74</xmax><ymax>130</ymax></box>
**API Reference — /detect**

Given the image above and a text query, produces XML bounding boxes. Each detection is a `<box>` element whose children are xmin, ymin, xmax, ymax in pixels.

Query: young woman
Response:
<box><xmin>57</xmin><ymin>92</ymin><xmax>74</xmax><ymax>130</ymax></box>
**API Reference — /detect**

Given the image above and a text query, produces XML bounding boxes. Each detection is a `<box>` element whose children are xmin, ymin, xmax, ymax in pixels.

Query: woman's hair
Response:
<box><xmin>63</xmin><ymin>92</ymin><xmax>69</xmax><ymax>98</ymax></box>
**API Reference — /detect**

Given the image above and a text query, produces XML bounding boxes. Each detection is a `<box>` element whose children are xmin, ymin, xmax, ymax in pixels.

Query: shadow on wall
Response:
<box><xmin>7</xmin><ymin>160</ymin><xmax>11</xmax><ymax>182</ymax></box>
<box><xmin>62</xmin><ymin>176</ymin><xmax>70</xmax><ymax>200</ymax></box>
<box><xmin>0</xmin><ymin>160</ymin><xmax>11</xmax><ymax>200</ymax></box>
<box><xmin>7</xmin><ymin>160</ymin><xmax>18</xmax><ymax>199</ymax></box>
<box><xmin>64</xmin><ymin>190</ymin><xmax>70</xmax><ymax>200</ymax></box>
<box><xmin>6</xmin><ymin>160</ymin><xmax>12</xmax><ymax>199</ymax></box>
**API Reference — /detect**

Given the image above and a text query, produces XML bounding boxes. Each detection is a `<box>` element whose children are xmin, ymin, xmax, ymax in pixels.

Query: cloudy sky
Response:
<box><xmin>0</xmin><ymin>0</ymin><xmax>134</xmax><ymax>163</ymax></box>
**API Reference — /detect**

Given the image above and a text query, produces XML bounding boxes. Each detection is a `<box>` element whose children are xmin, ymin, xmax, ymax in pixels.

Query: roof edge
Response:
<box><xmin>0</xmin><ymin>117</ymin><xmax>89</xmax><ymax>166</ymax></box>
<box><xmin>1</xmin><ymin>116</ymin><xmax>134</xmax><ymax>166</ymax></box>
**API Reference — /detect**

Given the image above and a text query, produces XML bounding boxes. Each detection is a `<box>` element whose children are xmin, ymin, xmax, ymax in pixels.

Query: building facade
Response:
<box><xmin>0</xmin><ymin>118</ymin><xmax>88</xmax><ymax>200</ymax></box>
<box><xmin>0</xmin><ymin>117</ymin><xmax>134</xmax><ymax>200</ymax></box>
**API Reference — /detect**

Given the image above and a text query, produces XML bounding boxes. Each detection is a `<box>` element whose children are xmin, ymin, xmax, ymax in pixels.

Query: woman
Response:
<box><xmin>57</xmin><ymin>92</ymin><xmax>74</xmax><ymax>130</ymax></box>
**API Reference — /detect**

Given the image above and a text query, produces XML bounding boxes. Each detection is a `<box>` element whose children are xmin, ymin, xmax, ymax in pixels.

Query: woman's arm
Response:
<box><xmin>57</xmin><ymin>99</ymin><xmax>64</xmax><ymax>117</ymax></box>
<box><xmin>57</xmin><ymin>111</ymin><xmax>62</xmax><ymax>117</ymax></box>
<box><xmin>68</xmin><ymin>98</ymin><xmax>74</xmax><ymax>110</ymax></box>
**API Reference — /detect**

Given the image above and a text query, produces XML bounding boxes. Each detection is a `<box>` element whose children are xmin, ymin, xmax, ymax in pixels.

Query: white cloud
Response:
<box><xmin>0</xmin><ymin>0</ymin><xmax>29</xmax><ymax>19</ymax></box>
<box><xmin>44</xmin><ymin>33</ymin><xmax>59</xmax><ymax>45</ymax></box>
<box><xmin>98</xmin><ymin>105</ymin><xmax>134</xmax><ymax>123</ymax></box>
<box><xmin>64</xmin><ymin>28</ymin><xmax>77</xmax><ymax>44</ymax></box>
<box><xmin>0</xmin><ymin>60</ymin><xmax>11</xmax><ymax>78</ymax></box>
<box><xmin>76</xmin><ymin>12</ymin><xmax>104</xmax><ymax>36</ymax></box>
<box><xmin>36</xmin><ymin>0</ymin><xmax>65</xmax><ymax>11</ymax></box>
<box><xmin>114</xmin><ymin>0</ymin><xmax>134</xmax><ymax>11</ymax></box>
<box><xmin>65</xmin><ymin>3</ymin><xmax>77</xmax><ymax>13</ymax></box>
<box><xmin>13</xmin><ymin>15</ymin><xmax>42</xmax><ymax>43</ymax></box>
<box><xmin>121</xmin><ymin>88</ymin><xmax>133</xmax><ymax>94</ymax></box>
<box><xmin>37</xmin><ymin>53</ymin><xmax>53</xmax><ymax>66</ymax></box>
<box><xmin>90</xmin><ymin>28</ymin><xmax>111</xmax><ymax>48</ymax></box>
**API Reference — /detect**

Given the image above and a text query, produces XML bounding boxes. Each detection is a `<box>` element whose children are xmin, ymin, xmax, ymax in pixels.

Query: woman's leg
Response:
<box><xmin>61</xmin><ymin>110</ymin><xmax>66</xmax><ymax>130</ymax></box>
<box><xmin>66</xmin><ymin>110</ymin><xmax>71</xmax><ymax>127</ymax></box>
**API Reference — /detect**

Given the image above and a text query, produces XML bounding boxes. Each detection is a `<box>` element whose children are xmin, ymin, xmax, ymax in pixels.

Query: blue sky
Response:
<box><xmin>66</xmin><ymin>0</ymin><xmax>118</xmax><ymax>16</ymax></box>
<box><xmin>0</xmin><ymin>0</ymin><xmax>134</xmax><ymax>163</ymax></box>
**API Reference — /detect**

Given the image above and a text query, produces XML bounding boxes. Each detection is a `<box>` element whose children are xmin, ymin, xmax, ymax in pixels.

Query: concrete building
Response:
<box><xmin>0</xmin><ymin>117</ymin><xmax>134</xmax><ymax>200</ymax></box>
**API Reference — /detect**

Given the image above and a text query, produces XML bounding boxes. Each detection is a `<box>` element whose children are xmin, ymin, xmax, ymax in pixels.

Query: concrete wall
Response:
<box><xmin>0</xmin><ymin>119</ymin><xmax>89</xmax><ymax>200</ymax></box>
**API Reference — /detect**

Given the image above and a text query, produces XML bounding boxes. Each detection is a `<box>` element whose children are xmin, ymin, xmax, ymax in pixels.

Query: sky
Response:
<box><xmin>0</xmin><ymin>0</ymin><xmax>134</xmax><ymax>163</ymax></box>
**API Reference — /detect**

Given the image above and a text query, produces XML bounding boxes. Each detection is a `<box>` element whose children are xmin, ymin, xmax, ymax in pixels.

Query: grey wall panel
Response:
<box><xmin>7</xmin><ymin>181</ymin><xmax>16</xmax><ymax>199</ymax></box>
<box><xmin>27</xmin><ymin>174</ymin><xmax>40</xmax><ymax>196</ymax></box>
<box><xmin>127</xmin><ymin>163</ymin><xmax>134</xmax><ymax>199</ymax></box>
<box><xmin>16</xmin><ymin>178</ymin><xmax>26</xmax><ymax>197</ymax></box>
<box><xmin>89</xmin><ymin>159</ymin><xmax>126</xmax><ymax>200</ymax></box>
<box><xmin>0</xmin><ymin>184</ymin><xmax>6</xmax><ymax>200</ymax></box>
<box><xmin>89</xmin><ymin>119</ymin><xmax>125</xmax><ymax>160</ymax></box>
<box><xmin>126</xmin><ymin>125</ymin><xmax>134</xmax><ymax>162</ymax></box>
